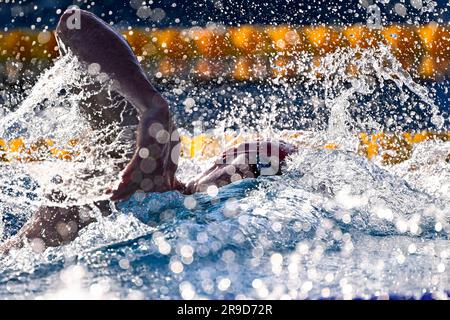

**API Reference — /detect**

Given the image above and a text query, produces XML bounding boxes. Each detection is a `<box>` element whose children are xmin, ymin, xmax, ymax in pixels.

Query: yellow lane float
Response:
<box><xmin>1</xmin><ymin>132</ymin><xmax>448</xmax><ymax>165</ymax></box>
<box><xmin>358</xmin><ymin>131</ymin><xmax>449</xmax><ymax>165</ymax></box>
<box><xmin>0</xmin><ymin>137</ymin><xmax>79</xmax><ymax>162</ymax></box>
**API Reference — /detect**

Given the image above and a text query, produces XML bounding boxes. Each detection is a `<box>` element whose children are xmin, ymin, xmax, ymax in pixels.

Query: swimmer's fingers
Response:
<box><xmin>108</xmin><ymin>152</ymin><xmax>141</xmax><ymax>201</ymax></box>
<box><xmin>109</xmin><ymin>179</ymin><xmax>138</xmax><ymax>201</ymax></box>
<box><xmin>0</xmin><ymin>235</ymin><xmax>25</xmax><ymax>255</ymax></box>
<box><xmin>0</xmin><ymin>242</ymin><xmax>8</xmax><ymax>255</ymax></box>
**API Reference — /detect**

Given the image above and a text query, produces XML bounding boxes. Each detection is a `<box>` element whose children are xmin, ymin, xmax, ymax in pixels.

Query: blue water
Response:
<box><xmin>1</xmin><ymin>143</ymin><xmax>449</xmax><ymax>299</ymax></box>
<box><xmin>2</xmin><ymin>0</ymin><xmax>448</xmax><ymax>29</ymax></box>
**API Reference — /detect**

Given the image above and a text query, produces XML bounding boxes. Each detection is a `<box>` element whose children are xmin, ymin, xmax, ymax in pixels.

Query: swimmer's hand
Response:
<box><xmin>106</xmin><ymin>152</ymin><xmax>142</xmax><ymax>201</ymax></box>
<box><xmin>108</xmin><ymin>108</ymin><xmax>180</xmax><ymax>202</ymax></box>
<box><xmin>0</xmin><ymin>235</ymin><xmax>24</xmax><ymax>255</ymax></box>
<box><xmin>107</xmin><ymin>175</ymin><xmax>136</xmax><ymax>201</ymax></box>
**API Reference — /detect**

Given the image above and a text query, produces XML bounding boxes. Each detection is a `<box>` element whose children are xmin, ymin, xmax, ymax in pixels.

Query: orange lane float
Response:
<box><xmin>122</xmin><ymin>29</ymin><xmax>153</xmax><ymax>58</ymax></box>
<box><xmin>381</xmin><ymin>25</ymin><xmax>424</xmax><ymax>72</ymax></box>
<box><xmin>342</xmin><ymin>25</ymin><xmax>381</xmax><ymax>49</ymax></box>
<box><xmin>418</xmin><ymin>54</ymin><xmax>437</xmax><ymax>78</ymax></box>
<box><xmin>229</xmin><ymin>25</ymin><xmax>268</xmax><ymax>55</ymax></box>
<box><xmin>417</xmin><ymin>24</ymin><xmax>449</xmax><ymax>77</ymax></box>
<box><xmin>231</xmin><ymin>56</ymin><xmax>268</xmax><ymax>80</ymax></box>
<box><xmin>148</xmin><ymin>28</ymin><xmax>192</xmax><ymax>59</ymax></box>
<box><xmin>192</xmin><ymin>58</ymin><xmax>226</xmax><ymax>80</ymax></box>
<box><xmin>265</xmin><ymin>25</ymin><xmax>305</xmax><ymax>53</ymax></box>
<box><xmin>271</xmin><ymin>56</ymin><xmax>297</xmax><ymax>78</ymax></box>
<box><xmin>417</xmin><ymin>23</ymin><xmax>450</xmax><ymax>58</ymax></box>
<box><xmin>2</xmin><ymin>30</ymin><xmax>59</xmax><ymax>61</ymax></box>
<box><xmin>34</xmin><ymin>30</ymin><xmax>59</xmax><ymax>60</ymax></box>
<box><xmin>232</xmin><ymin>56</ymin><xmax>254</xmax><ymax>81</ymax></box>
<box><xmin>1</xmin><ymin>30</ymin><xmax>33</xmax><ymax>61</ymax></box>
<box><xmin>193</xmin><ymin>58</ymin><xmax>214</xmax><ymax>79</ymax></box>
<box><xmin>303</xmin><ymin>25</ymin><xmax>342</xmax><ymax>54</ymax></box>
<box><xmin>0</xmin><ymin>24</ymin><xmax>448</xmax><ymax>79</ymax></box>
<box><xmin>156</xmin><ymin>57</ymin><xmax>187</xmax><ymax>78</ymax></box>
<box><xmin>190</xmin><ymin>27</ymin><xmax>231</xmax><ymax>58</ymax></box>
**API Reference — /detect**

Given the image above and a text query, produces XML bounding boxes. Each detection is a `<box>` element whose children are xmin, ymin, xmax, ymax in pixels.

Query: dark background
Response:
<box><xmin>1</xmin><ymin>0</ymin><xmax>449</xmax><ymax>30</ymax></box>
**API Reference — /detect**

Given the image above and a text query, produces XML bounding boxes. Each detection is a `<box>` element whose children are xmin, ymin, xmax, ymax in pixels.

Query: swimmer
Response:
<box><xmin>0</xmin><ymin>9</ymin><xmax>297</xmax><ymax>254</ymax></box>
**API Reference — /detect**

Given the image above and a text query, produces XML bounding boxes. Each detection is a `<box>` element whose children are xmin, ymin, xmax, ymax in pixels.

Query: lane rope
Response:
<box><xmin>1</xmin><ymin>24</ymin><xmax>448</xmax><ymax>79</ymax></box>
<box><xmin>1</xmin><ymin>131</ymin><xmax>448</xmax><ymax>165</ymax></box>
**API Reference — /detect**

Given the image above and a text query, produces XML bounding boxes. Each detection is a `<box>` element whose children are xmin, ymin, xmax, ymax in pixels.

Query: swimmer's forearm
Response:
<box><xmin>26</xmin><ymin>206</ymin><xmax>95</xmax><ymax>247</ymax></box>
<box><xmin>0</xmin><ymin>218</ymin><xmax>45</xmax><ymax>255</ymax></box>
<box><xmin>0</xmin><ymin>234</ymin><xmax>24</xmax><ymax>255</ymax></box>
<box><xmin>0</xmin><ymin>205</ymin><xmax>100</xmax><ymax>255</ymax></box>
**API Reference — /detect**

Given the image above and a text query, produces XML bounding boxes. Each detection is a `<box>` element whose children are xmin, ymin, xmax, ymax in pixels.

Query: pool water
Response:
<box><xmin>0</xmin><ymin>48</ymin><xmax>449</xmax><ymax>300</ymax></box>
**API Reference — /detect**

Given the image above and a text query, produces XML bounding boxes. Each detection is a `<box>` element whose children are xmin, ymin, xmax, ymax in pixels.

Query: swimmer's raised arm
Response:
<box><xmin>56</xmin><ymin>9</ymin><xmax>299</xmax><ymax>200</ymax></box>
<box><xmin>1</xmin><ymin>8</ymin><xmax>181</xmax><ymax>254</ymax></box>
<box><xmin>0</xmin><ymin>9</ymin><xmax>298</xmax><ymax>255</ymax></box>
<box><xmin>57</xmin><ymin>9</ymin><xmax>166</xmax><ymax>114</ymax></box>
<box><xmin>57</xmin><ymin>8</ymin><xmax>181</xmax><ymax>198</ymax></box>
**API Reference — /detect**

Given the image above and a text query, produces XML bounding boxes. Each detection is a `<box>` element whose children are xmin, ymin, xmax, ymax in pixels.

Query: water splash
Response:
<box><xmin>0</xmin><ymin>54</ymin><xmax>88</xmax><ymax>141</ymax></box>
<box><xmin>0</xmin><ymin>40</ymin><xmax>448</xmax><ymax>299</ymax></box>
